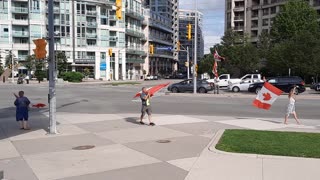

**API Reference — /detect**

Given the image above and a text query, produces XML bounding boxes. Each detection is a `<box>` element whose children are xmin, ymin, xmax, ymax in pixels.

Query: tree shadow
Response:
<box><xmin>0</xmin><ymin>107</ymin><xmax>52</xmax><ymax>141</ymax></box>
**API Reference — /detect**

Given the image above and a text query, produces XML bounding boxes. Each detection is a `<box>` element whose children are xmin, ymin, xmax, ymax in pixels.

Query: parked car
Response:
<box><xmin>228</xmin><ymin>80</ymin><xmax>253</xmax><ymax>92</ymax></box>
<box><xmin>206</xmin><ymin>74</ymin><xmax>232</xmax><ymax>88</ymax></box>
<box><xmin>207</xmin><ymin>74</ymin><xmax>263</xmax><ymax>88</ymax></box>
<box><xmin>311</xmin><ymin>83</ymin><xmax>320</xmax><ymax>91</ymax></box>
<box><xmin>167</xmin><ymin>79</ymin><xmax>214</xmax><ymax>93</ymax></box>
<box><xmin>175</xmin><ymin>73</ymin><xmax>187</xmax><ymax>79</ymax></box>
<box><xmin>145</xmin><ymin>75</ymin><xmax>157</xmax><ymax>80</ymax></box>
<box><xmin>248</xmin><ymin>76</ymin><xmax>306</xmax><ymax>94</ymax></box>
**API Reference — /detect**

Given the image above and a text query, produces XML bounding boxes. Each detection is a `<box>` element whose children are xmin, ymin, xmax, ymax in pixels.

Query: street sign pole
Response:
<box><xmin>193</xmin><ymin>1</ymin><xmax>198</xmax><ymax>94</ymax></box>
<box><xmin>11</xmin><ymin>50</ymin><xmax>14</xmax><ymax>83</ymax></box>
<box><xmin>187</xmin><ymin>46</ymin><xmax>190</xmax><ymax>79</ymax></box>
<box><xmin>48</xmin><ymin>0</ymin><xmax>57</xmax><ymax>134</ymax></box>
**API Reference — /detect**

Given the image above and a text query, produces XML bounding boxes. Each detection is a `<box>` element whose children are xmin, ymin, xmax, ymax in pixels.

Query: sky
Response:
<box><xmin>179</xmin><ymin>0</ymin><xmax>225</xmax><ymax>54</ymax></box>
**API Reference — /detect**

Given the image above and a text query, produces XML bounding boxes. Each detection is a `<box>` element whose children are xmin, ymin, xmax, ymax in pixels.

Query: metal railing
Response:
<box><xmin>12</xmin><ymin>7</ymin><xmax>28</xmax><ymax>13</ymax></box>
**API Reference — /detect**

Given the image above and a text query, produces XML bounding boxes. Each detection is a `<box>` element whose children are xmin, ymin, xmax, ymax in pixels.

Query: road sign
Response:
<box><xmin>156</xmin><ymin>47</ymin><xmax>172</xmax><ymax>51</ymax></box>
<box><xmin>100</xmin><ymin>62</ymin><xmax>106</xmax><ymax>70</ymax></box>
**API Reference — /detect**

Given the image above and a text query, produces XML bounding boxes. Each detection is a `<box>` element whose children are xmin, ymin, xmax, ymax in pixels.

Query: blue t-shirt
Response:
<box><xmin>14</xmin><ymin>97</ymin><xmax>30</xmax><ymax>111</ymax></box>
<box><xmin>140</xmin><ymin>92</ymin><xmax>150</xmax><ymax>106</ymax></box>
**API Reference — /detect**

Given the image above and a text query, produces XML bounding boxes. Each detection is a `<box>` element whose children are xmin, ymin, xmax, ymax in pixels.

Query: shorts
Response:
<box><xmin>141</xmin><ymin>105</ymin><xmax>152</xmax><ymax>116</ymax></box>
<box><xmin>16</xmin><ymin>110</ymin><xmax>29</xmax><ymax>121</ymax></box>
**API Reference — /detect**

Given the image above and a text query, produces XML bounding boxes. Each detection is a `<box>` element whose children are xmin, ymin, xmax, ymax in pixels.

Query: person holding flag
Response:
<box><xmin>140</xmin><ymin>87</ymin><xmax>155</xmax><ymax>126</ymax></box>
<box><xmin>284</xmin><ymin>87</ymin><xmax>301</xmax><ymax>125</ymax></box>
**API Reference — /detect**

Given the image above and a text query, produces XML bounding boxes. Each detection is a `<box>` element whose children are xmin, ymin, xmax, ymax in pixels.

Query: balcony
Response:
<box><xmin>87</xmin><ymin>22</ymin><xmax>97</xmax><ymax>28</ymax></box>
<box><xmin>233</xmin><ymin>6</ymin><xmax>245</xmax><ymax>11</ymax></box>
<box><xmin>109</xmin><ymin>36</ymin><xmax>118</xmax><ymax>41</ymax></box>
<box><xmin>87</xmin><ymin>10</ymin><xmax>97</xmax><ymax>16</ymax></box>
<box><xmin>234</xmin><ymin>26</ymin><xmax>244</xmax><ymax>31</ymax></box>
<box><xmin>74</xmin><ymin>56</ymin><xmax>95</xmax><ymax>64</ymax></box>
<box><xmin>0</xmin><ymin>8</ymin><xmax>8</xmax><ymax>13</ymax></box>
<box><xmin>109</xmin><ymin>15</ymin><xmax>117</xmax><ymax>20</ymax></box>
<box><xmin>12</xmin><ymin>31</ymin><xmax>29</xmax><ymax>37</ymax></box>
<box><xmin>125</xmin><ymin>27</ymin><xmax>145</xmax><ymax>38</ymax></box>
<box><xmin>126</xmin><ymin>47</ymin><xmax>146</xmax><ymax>56</ymax></box>
<box><xmin>86</xmin><ymin>33</ymin><xmax>97</xmax><ymax>39</ymax></box>
<box><xmin>12</xmin><ymin>7</ymin><xmax>28</xmax><ymax>14</ymax></box>
<box><xmin>100</xmin><ymin>35</ymin><xmax>108</xmax><ymax>40</ymax></box>
<box><xmin>125</xmin><ymin>9</ymin><xmax>144</xmax><ymax>20</ymax></box>
<box><xmin>126</xmin><ymin>58</ymin><xmax>145</xmax><ymax>64</ymax></box>
<box><xmin>18</xmin><ymin>55</ymin><xmax>28</xmax><ymax>61</ymax></box>
<box><xmin>234</xmin><ymin>16</ymin><xmax>244</xmax><ymax>21</ymax></box>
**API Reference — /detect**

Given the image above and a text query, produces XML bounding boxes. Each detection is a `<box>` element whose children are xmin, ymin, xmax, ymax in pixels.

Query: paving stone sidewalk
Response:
<box><xmin>0</xmin><ymin>112</ymin><xmax>319</xmax><ymax>180</ymax></box>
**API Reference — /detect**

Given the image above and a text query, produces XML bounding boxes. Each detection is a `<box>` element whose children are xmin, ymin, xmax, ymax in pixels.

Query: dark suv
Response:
<box><xmin>167</xmin><ymin>79</ymin><xmax>214</xmax><ymax>93</ymax></box>
<box><xmin>248</xmin><ymin>76</ymin><xmax>305</xmax><ymax>94</ymax></box>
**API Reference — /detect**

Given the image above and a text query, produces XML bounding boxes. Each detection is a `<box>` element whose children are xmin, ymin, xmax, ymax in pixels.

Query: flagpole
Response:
<box><xmin>193</xmin><ymin>0</ymin><xmax>198</xmax><ymax>94</ymax></box>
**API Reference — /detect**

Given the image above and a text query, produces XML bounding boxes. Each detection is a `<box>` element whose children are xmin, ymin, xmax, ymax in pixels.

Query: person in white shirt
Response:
<box><xmin>284</xmin><ymin>87</ymin><xmax>301</xmax><ymax>125</ymax></box>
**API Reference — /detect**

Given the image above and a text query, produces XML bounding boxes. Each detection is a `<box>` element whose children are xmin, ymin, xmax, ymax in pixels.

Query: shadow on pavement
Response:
<box><xmin>124</xmin><ymin>117</ymin><xmax>141</xmax><ymax>125</ymax></box>
<box><xmin>0</xmin><ymin>107</ymin><xmax>50</xmax><ymax>141</ymax></box>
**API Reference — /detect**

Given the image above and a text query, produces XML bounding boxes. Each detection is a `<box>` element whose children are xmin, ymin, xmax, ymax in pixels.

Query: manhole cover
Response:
<box><xmin>156</xmin><ymin>140</ymin><xmax>171</xmax><ymax>143</ymax></box>
<box><xmin>72</xmin><ymin>145</ymin><xmax>95</xmax><ymax>150</ymax></box>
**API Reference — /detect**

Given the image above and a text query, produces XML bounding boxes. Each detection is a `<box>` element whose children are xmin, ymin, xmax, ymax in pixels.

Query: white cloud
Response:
<box><xmin>204</xmin><ymin>35</ymin><xmax>221</xmax><ymax>54</ymax></box>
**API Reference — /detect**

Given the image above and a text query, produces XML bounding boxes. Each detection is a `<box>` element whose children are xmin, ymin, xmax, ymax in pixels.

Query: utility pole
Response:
<box><xmin>193</xmin><ymin>1</ymin><xmax>198</xmax><ymax>94</ymax></box>
<box><xmin>187</xmin><ymin>46</ymin><xmax>190</xmax><ymax>79</ymax></box>
<box><xmin>11</xmin><ymin>50</ymin><xmax>14</xmax><ymax>83</ymax></box>
<box><xmin>48</xmin><ymin>0</ymin><xmax>57</xmax><ymax>134</ymax></box>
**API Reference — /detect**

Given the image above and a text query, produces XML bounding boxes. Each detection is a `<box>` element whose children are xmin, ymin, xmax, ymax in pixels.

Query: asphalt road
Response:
<box><xmin>0</xmin><ymin>81</ymin><xmax>319</xmax><ymax>120</ymax></box>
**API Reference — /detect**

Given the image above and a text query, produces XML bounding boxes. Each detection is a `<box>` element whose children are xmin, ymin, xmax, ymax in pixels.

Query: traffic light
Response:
<box><xmin>177</xmin><ymin>41</ymin><xmax>180</xmax><ymax>51</ymax></box>
<box><xmin>8</xmin><ymin>64</ymin><xmax>12</xmax><ymax>69</ymax></box>
<box><xmin>149</xmin><ymin>44</ymin><xmax>154</xmax><ymax>55</ymax></box>
<box><xmin>108</xmin><ymin>48</ymin><xmax>112</xmax><ymax>56</ymax></box>
<box><xmin>33</xmin><ymin>39</ymin><xmax>47</xmax><ymax>60</ymax></box>
<box><xmin>187</xmin><ymin>23</ymin><xmax>192</xmax><ymax>40</ymax></box>
<box><xmin>185</xmin><ymin>61</ymin><xmax>189</xmax><ymax>67</ymax></box>
<box><xmin>116</xmin><ymin>0</ymin><xmax>122</xmax><ymax>20</ymax></box>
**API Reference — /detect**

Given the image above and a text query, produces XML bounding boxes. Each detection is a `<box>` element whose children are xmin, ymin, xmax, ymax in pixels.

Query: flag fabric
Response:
<box><xmin>133</xmin><ymin>83</ymin><xmax>170</xmax><ymax>98</ymax></box>
<box><xmin>253</xmin><ymin>82</ymin><xmax>283</xmax><ymax>110</ymax></box>
<box><xmin>212</xmin><ymin>60</ymin><xmax>218</xmax><ymax>78</ymax></box>
<box><xmin>32</xmin><ymin>103</ymin><xmax>46</xmax><ymax>108</ymax></box>
<box><xmin>213</xmin><ymin>50</ymin><xmax>225</xmax><ymax>62</ymax></box>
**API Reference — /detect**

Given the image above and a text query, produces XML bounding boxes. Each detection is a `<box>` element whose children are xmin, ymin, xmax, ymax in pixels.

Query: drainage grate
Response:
<box><xmin>156</xmin><ymin>140</ymin><xmax>171</xmax><ymax>143</ymax></box>
<box><xmin>72</xmin><ymin>145</ymin><xmax>95</xmax><ymax>150</ymax></box>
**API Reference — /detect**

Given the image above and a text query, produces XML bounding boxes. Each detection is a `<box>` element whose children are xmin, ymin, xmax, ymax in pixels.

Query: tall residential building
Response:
<box><xmin>141</xmin><ymin>0</ymin><xmax>179</xmax><ymax>76</ymax></box>
<box><xmin>225</xmin><ymin>0</ymin><xmax>320</xmax><ymax>42</ymax></box>
<box><xmin>178</xmin><ymin>9</ymin><xmax>204</xmax><ymax>72</ymax></box>
<box><xmin>0</xmin><ymin>0</ymin><xmax>130</xmax><ymax>80</ymax></box>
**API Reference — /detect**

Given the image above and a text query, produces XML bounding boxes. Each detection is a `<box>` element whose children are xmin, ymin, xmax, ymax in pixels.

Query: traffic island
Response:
<box><xmin>215</xmin><ymin>129</ymin><xmax>320</xmax><ymax>158</ymax></box>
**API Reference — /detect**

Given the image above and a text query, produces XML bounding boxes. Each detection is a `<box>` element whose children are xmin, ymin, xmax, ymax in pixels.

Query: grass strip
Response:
<box><xmin>216</xmin><ymin>129</ymin><xmax>320</xmax><ymax>158</ymax></box>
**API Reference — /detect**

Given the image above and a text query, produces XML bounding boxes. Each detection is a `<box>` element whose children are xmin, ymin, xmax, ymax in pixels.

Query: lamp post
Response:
<box><xmin>193</xmin><ymin>0</ymin><xmax>198</xmax><ymax>94</ymax></box>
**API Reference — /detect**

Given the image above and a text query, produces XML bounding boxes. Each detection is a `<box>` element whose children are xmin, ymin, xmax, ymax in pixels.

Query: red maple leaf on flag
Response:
<box><xmin>263</xmin><ymin>93</ymin><xmax>271</xmax><ymax>101</ymax></box>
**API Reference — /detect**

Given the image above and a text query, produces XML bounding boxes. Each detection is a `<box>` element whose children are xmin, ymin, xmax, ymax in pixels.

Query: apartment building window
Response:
<box><xmin>251</xmin><ymin>20</ymin><xmax>258</xmax><ymax>28</ymax></box>
<box><xmin>271</xmin><ymin>6</ymin><xmax>277</xmax><ymax>14</ymax></box>
<box><xmin>263</xmin><ymin>8</ymin><xmax>269</xmax><ymax>16</ymax></box>
<box><xmin>263</xmin><ymin>0</ymin><xmax>269</xmax><ymax>5</ymax></box>
<box><xmin>262</xmin><ymin>19</ymin><xmax>269</xmax><ymax>26</ymax></box>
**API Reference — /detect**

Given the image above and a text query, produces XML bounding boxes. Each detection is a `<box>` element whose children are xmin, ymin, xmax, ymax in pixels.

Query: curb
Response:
<box><xmin>208</xmin><ymin>129</ymin><xmax>320</xmax><ymax>161</ymax></box>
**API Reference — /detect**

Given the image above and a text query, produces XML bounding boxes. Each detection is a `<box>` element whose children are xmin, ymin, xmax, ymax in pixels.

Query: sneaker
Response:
<box><xmin>149</xmin><ymin>122</ymin><xmax>155</xmax><ymax>126</ymax></box>
<box><xmin>139</xmin><ymin>121</ymin><xmax>145</xmax><ymax>125</ymax></box>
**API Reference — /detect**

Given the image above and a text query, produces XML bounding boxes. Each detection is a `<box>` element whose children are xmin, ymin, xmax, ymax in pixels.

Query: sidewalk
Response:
<box><xmin>0</xmin><ymin>112</ymin><xmax>319</xmax><ymax>180</ymax></box>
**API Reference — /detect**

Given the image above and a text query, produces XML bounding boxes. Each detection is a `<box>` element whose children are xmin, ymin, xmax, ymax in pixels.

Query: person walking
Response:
<box><xmin>140</xmin><ymin>87</ymin><xmax>155</xmax><ymax>126</ymax></box>
<box><xmin>284</xmin><ymin>87</ymin><xmax>301</xmax><ymax>125</ymax></box>
<box><xmin>214</xmin><ymin>77</ymin><xmax>220</xmax><ymax>94</ymax></box>
<box><xmin>14</xmin><ymin>91</ymin><xmax>31</xmax><ymax>130</ymax></box>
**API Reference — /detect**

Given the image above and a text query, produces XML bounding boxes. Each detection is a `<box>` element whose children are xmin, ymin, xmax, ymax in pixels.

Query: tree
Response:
<box><xmin>23</xmin><ymin>55</ymin><xmax>36</xmax><ymax>73</ymax></box>
<box><xmin>271</xmin><ymin>0</ymin><xmax>319</xmax><ymax>42</ymax></box>
<box><xmin>5</xmin><ymin>51</ymin><xmax>17</xmax><ymax>68</ymax></box>
<box><xmin>56</xmin><ymin>51</ymin><xmax>68</xmax><ymax>76</ymax></box>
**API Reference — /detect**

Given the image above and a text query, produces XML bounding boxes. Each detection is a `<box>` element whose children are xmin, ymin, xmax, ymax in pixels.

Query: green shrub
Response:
<box><xmin>61</xmin><ymin>72</ymin><xmax>84</xmax><ymax>82</ymax></box>
<box><xmin>34</xmin><ymin>70</ymin><xmax>46</xmax><ymax>83</ymax></box>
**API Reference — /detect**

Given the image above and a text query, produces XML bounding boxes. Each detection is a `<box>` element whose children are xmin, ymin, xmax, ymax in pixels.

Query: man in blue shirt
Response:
<box><xmin>140</xmin><ymin>87</ymin><xmax>155</xmax><ymax>126</ymax></box>
<box><xmin>14</xmin><ymin>91</ymin><xmax>31</xmax><ymax>130</ymax></box>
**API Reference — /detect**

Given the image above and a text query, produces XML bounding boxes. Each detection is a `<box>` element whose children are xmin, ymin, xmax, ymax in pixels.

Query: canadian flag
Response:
<box><xmin>253</xmin><ymin>82</ymin><xmax>283</xmax><ymax>110</ymax></box>
<box><xmin>213</xmin><ymin>50</ymin><xmax>225</xmax><ymax>62</ymax></box>
<box><xmin>212</xmin><ymin>60</ymin><xmax>218</xmax><ymax>78</ymax></box>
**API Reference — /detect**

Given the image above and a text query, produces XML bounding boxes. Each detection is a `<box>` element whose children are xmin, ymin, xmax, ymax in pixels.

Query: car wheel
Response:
<box><xmin>232</xmin><ymin>86</ymin><xmax>240</xmax><ymax>92</ymax></box>
<box><xmin>316</xmin><ymin>85</ymin><xmax>320</xmax><ymax>91</ymax></box>
<box><xmin>198</xmin><ymin>87</ymin><xmax>206</xmax><ymax>93</ymax></box>
<box><xmin>291</xmin><ymin>87</ymin><xmax>299</xmax><ymax>95</ymax></box>
<box><xmin>255</xmin><ymin>87</ymin><xmax>261</xmax><ymax>94</ymax></box>
<box><xmin>171</xmin><ymin>87</ymin><xmax>179</xmax><ymax>93</ymax></box>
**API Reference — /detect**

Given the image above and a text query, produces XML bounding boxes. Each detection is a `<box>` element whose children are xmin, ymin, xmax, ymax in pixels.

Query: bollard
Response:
<box><xmin>2</xmin><ymin>76</ymin><xmax>5</xmax><ymax>83</ymax></box>
<box><xmin>0</xmin><ymin>170</ymin><xmax>3</xmax><ymax>179</ymax></box>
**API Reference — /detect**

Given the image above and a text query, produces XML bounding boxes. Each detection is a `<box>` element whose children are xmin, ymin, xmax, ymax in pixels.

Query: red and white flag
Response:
<box><xmin>253</xmin><ymin>82</ymin><xmax>283</xmax><ymax>110</ymax></box>
<box><xmin>213</xmin><ymin>50</ymin><xmax>225</xmax><ymax>62</ymax></box>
